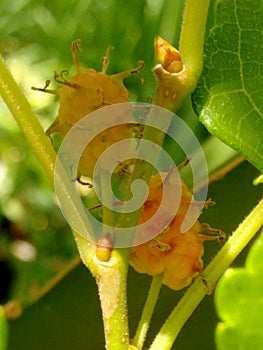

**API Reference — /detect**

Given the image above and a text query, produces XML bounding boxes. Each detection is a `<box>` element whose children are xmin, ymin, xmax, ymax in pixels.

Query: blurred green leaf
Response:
<box><xmin>215</xmin><ymin>232</ymin><xmax>263</xmax><ymax>350</ymax></box>
<box><xmin>0</xmin><ymin>306</ymin><xmax>8</xmax><ymax>350</ymax></box>
<box><xmin>193</xmin><ymin>0</ymin><xmax>263</xmax><ymax>172</ymax></box>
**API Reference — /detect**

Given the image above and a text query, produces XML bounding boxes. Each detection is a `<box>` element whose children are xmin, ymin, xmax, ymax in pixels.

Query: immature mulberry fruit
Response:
<box><xmin>130</xmin><ymin>170</ymin><xmax>206</xmax><ymax>291</ymax></box>
<box><xmin>33</xmin><ymin>40</ymin><xmax>144</xmax><ymax>178</ymax></box>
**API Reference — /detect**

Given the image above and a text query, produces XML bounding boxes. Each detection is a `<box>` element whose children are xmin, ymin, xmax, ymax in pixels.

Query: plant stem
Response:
<box><xmin>100</xmin><ymin>168</ymin><xmax>115</xmax><ymax>231</ymax></box>
<box><xmin>132</xmin><ymin>274</ymin><xmax>163</xmax><ymax>349</ymax></box>
<box><xmin>0</xmin><ymin>54</ymin><xmax>95</xmax><ymax>244</ymax></box>
<box><xmin>0</xmin><ymin>49</ymin><xmax>164</xmax><ymax>350</ymax></box>
<box><xmin>153</xmin><ymin>0</ymin><xmax>210</xmax><ymax>112</ymax></box>
<box><xmin>179</xmin><ymin>0</ymin><xmax>211</xmax><ymax>82</ymax></box>
<box><xmin>74</xmin><ymin>232</ymin><xmax>131</xmax><ymax>350</ymax></box>
<box><xmin>0</xmin><ymin>54</ymin><xmax>56</xmax><ymax>185</ymax></box>
<box><xmin>131</xmin><ymin>1</ymin><xmax>212</xmax><ymax>347</ymax></box>
<box><xmin>149</xmin><ymin>197</ymin><xmax>263</xmax><ymax>350</ymax></box>
<box><xmin>95</xmin><ymin>112</ymin><xmax>170</xmax><ymax>349</ymax></box>
<box><xmin>98</xmin><ymin>248</ymin><xmax>131</xmax><ymax>350</ymax></box>
<box><xmin>73</xmin><ymin>113</ymin><xmax>168</xmax><ymax>350</ymax></box>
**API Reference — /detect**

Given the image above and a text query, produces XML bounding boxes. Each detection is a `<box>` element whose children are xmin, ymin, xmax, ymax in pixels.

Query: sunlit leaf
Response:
<box><xmin>215</xmin><ymin>232</ymin><xmax>263</xmax><ymax>350</ymax></box>
<box><xmin>193</xmin><ymin>0</ymin><xmax>263</xmax><ymax>172</ymax></box>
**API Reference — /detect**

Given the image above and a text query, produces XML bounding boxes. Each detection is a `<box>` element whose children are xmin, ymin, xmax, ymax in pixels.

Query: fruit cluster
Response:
<box><xmin>34</xmin><ymin>40</ymin><xmax>143</xmax><ymax>178</ymax></box>
<box><xmin>130</xmin><ymin>170</ymin><xmax>205</xmax><ymax>291</ymax></box>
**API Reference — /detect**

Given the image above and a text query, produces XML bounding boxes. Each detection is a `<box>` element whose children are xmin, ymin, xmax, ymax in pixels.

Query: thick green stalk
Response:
<box><xmin>0</xmin><ymin>54</ymin><xmax>95</xmax><ymax>244</ymax></box>
<box><xmin>149</xmin><ymin>198</ymin><xmax>263</xmax><ymax>350</ymax></box>
<box><xmin>98</xmin><ymin>248</ymin><xmax>131</xmax><ymax>350</ymax></box>
<box><xmin>179</xmin><ymin>0</ymin><xmax>210</xmax><ymax>82</ymax></box>
<box><xmin>140</xmin><ymin>1</ymin><xmax>211</xmax><ymax>347</ymax></box>
<box><xmin>116</xmin><ymin>2</ymin><xmax>212</xmax><ymax>349</ymax></box>
<box><xmin>0</xmin><ymin>52</ymin><xmax>130</xmax><ymax>349</ymax></box>
<box><xmin>74</xmin><ymin>233</ymin><xmax>130</xmax><ymax>350</ymax></box>
<box><xmin>153</xmin><ymin>0</ymin><xmax>210</xmax><ymax>112</ymax></box>
<box><xmin>93</xmin><ymin>116</ymin><xmax>170</xmax><ymax>349</ymax></box>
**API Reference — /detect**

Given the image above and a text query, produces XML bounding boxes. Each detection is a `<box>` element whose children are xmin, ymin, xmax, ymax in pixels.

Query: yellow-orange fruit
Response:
<box><xmin>47</xmin><ymin>69</ymin><xmax>131</xmax><ymax>136</ymax></box>
<box><xmin>130</xmin><ymin>171</ymin><xmax>205</xmax><ymax>291</ymax></box>
<box><xmin>45</xmin><ymin>41</ymin><xmax>143</xmax><ymax>178</ymax></box>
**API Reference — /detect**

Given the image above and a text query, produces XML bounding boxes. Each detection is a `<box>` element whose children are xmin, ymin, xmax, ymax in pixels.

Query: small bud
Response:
<box><xmin>95</xmin><ymin>233</ymin><xmax>113</xmax><ymax>262</ymax></box>
<box><xmin>154</xmin><ymin>36</ymin><xmax>183</xmax><ymax>73</ymax></box>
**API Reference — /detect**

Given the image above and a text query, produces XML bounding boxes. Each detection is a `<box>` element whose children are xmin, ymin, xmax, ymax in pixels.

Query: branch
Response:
<box><xmin>149</xmin><ymin>197</ymin><xmax>263</xmax><ymax>350</ymax></box>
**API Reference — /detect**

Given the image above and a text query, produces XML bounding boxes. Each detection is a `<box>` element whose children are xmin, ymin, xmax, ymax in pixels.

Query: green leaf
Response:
<box><xmin>193</xmin><ymin>0</ymin><xmax>263</xmax><ymax>173</ymax></box>
<box><xmin>0</xmin><ymin>306</ymin><xmax>8</xmax><ymax>350</ymax></box>
<box><xmin>215</xmin><ymin>232</ymin><xmax>263</xmax><ymax>350</ymax></box>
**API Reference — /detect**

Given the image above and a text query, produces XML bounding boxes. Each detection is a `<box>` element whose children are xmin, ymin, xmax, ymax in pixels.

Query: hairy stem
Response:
<box><xmin>149</xmin><ymin>197</ymin><xmax>263</xmax><ymax>350</ymax></box>
<box><xmin>0</xmin><ymin>54</ymin><xmax>95</xmax><ymax>244</ymax></box>
<box><xmin>132</xmin><ymin>274</ymin><xmax>163</xmax><ymax>349</ymax></box>
<box><xmin>179</xmin><ymin>0</ymin><xmax>211</xmax><ymax>82</ymax></box>
<box><xmin>153</xmin><ymin>0</ymin><xmax>211</xmax><ymax>112</ymax></box>
<box><xmin>0</xmin><ymin>51</ymin><xmax>130</xmax><ymax>350</ymax></box>
<box><xmin>97</xmin><ymin>113</ymin><xmax>170</xmax><ymax>349</ymax></box>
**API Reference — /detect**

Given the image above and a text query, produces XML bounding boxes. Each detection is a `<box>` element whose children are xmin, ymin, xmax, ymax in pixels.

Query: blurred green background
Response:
<box><xmin>0</xmin><ymin>1</ymin><xmax>262</xmax><ymax>349</ymax></box>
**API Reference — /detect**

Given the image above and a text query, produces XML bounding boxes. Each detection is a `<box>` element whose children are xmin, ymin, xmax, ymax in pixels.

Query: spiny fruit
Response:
<box><xmin>33</xmin><ymin>39</ymin><xmax>144</xmax><ymax>178</ymax></box>
<box><xmin>130</xmin><ymin>168</ymin><xmax>222</xmax><ymax>291</ymax></box>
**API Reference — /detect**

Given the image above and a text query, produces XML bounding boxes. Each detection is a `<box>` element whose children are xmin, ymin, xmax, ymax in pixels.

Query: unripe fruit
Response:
<box><xmin>130</xmin><ymin>171</ymin><xmax>205</xmax><ymax>291</ymax></box>
<box><xmin>33</xmin><ymin>40</ymin><xmax>144</xmax><ymax>178</ymax></box>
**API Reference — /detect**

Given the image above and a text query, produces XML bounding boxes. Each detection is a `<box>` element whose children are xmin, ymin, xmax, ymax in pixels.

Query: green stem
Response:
<box><xmin>149</xmin><ymin>197</ymin><xmax>263</xmax><ymax>350</ymax></box>
<box><xmin>179</xmin><ymin>0</ymin><xmax>211</xmax><ymax>82</ymax></box>
<box><xmin>0</xmin><ymin>54</ymin><xmax>95</xmax><ymax>244</ymax></box>
<box><xmin>98</xmin><ymin>248</ymin><xmax>131</xmax><ymax>350</ymax></box>
<box><xmin>74</xmin><ymin>233</ymin><xmax>131</xmax><ymax>350</ymax></box>
<box><xmin>129</xmin><ymin>2</ymin><xmax>212</xmax><ymax>347</ymax></box>
<box><xmin>116</xmin><ymin>113</ymin><xmax>171</xmax><ymax>232</ymax></box>
<box><xmin>153</xmin><ymin>0</ymin><xmax>210</xmax><ymax>111</ymax></box>
<box><xmin>97</xmin><ymin>112</ymin><xmax>170</xmax><ymax>349</ymax></box>
<box><xmin>93</xmin><ymin>100</ymin><xmax>171</xmax><ymax>350</ymax></box>
<box><xmin>73</xmin><ymin>112</ymin><xmax>168</xmax><ymax>350</ymax></box>
<box><xmin>100</xmin><ymin>168</ymin><xmax>115</xmax><ymax>230</ymax></box>
<box><xmin>0</xmin><ymin>54</ymin><xmax>56</xmax><ymax>185</ymax></box>
<box><xmin>132</xmin><ymin>274</ymin><xmax>163</xmax><ymax>349</ymax></box>
<box><xmin>0</xmin><ymin>53</ymin><xmax>129</xmax><ymax>349</ymax></box>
